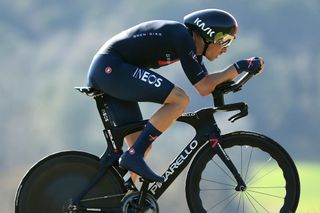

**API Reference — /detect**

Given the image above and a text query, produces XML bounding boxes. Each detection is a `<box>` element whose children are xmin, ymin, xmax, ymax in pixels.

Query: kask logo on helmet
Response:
<box><xmin>194</xmin><ymin>17</ymin><xmax>215</xmax><ymax>38</ymax></box>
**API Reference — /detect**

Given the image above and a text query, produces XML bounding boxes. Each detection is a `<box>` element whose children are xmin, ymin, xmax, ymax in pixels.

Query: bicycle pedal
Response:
<box><xmin>63</xmin><ymin>199</ymin><xmax>78</xmax><ymax>213</ymax></box>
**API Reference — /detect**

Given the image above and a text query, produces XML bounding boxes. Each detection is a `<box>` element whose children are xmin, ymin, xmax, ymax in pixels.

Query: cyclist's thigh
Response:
<box><xmin>87</xmin><ymin>54</ymin><xmax>175</xmax><ymax>104</ymax></box>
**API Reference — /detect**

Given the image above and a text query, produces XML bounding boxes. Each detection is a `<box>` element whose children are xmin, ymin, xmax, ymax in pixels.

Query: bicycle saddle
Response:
<box><xmin>74</xmin><ymin>86</ymin><xmax>104</xmax><ymax>97</ymax></box>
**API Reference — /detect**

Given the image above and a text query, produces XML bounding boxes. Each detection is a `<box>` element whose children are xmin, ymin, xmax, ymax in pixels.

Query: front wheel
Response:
<box><xmin>186</xmin><ymin>132</ymin><xmax>300</xmax><ymax>213</ymax></box>
<box><xmin>15</xmin><ymin>151</ymin><xmax>125</xmax><ymax>213</ymax></box>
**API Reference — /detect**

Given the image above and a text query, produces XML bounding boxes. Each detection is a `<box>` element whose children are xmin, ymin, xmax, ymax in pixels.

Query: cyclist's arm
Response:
<box><xmin>194</xmin><ymin>64</ymin><xmax>238</xmax><ymax>96</ymax></box>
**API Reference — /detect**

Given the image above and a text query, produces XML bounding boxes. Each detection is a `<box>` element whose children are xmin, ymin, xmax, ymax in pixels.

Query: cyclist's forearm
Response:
<box><xmin>209</xmin><ymin>64</ymin><xmax>238</xmax><ymax>86</ymax></box>
<box><xmin>194</xmin><ymin>65</ymin><xmax>238</xmax><ymax>96</ymax></box>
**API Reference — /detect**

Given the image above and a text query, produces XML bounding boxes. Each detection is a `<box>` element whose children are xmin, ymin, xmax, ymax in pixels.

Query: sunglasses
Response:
<box><xmin>214</xmin><ymin>33</ymin><xmax>235</xmax><ymax>48</ymax></box>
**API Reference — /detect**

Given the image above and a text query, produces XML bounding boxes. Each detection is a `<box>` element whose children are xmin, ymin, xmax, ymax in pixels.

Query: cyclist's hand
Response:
<box><xmin>234</xmin><ymin>57</ymin><xmax>264</xmax><ymax>75</ymax></box>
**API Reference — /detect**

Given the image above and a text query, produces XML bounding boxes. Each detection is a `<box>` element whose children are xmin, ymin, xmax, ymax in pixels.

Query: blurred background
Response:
<box><xmin>1</xmin><ymin>0</ymin><xmax>319</xmax><ymax>212</ymax></box>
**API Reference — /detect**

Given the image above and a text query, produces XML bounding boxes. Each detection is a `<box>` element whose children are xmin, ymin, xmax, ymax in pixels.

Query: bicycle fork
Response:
<box><xmin>209</xmin><ymin>133</ymin><xmax>247</xmax><ymax>192</ymax></box>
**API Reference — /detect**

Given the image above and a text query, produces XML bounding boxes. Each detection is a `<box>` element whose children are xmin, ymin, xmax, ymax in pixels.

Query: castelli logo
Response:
<box><xmin>194</xmin><ymin>18</ymin><xmax>215</xmax><ymax>37</ymax></box>
<box><xmin>105</xmin><ymin>66</ymin><xmax>112</xmax><ymax>74</ymax></box>
<box><xmin>129</xmin><ymin>148</ymin><xmax>135</xmax><ymax>155</ymax></box>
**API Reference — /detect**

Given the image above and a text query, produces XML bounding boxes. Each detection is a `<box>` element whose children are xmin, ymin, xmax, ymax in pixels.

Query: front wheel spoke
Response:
<box><xmin>244</xmin><ymin>146</ymin><xmax>254</xmax><ymax>182</ymax></box>
<box><xmin>245</xmin><ymin>191</ymin><xmax>270</xmax><ymax>212</ymax></box>
<box><xmin>236</xmin><ymin>192</ymin><xmax>243</xmax><ymax>213</ymax></box>
<box><xmin>201</xmin><ymin>178</ymin><xmax>235</xmax><ymax>187</ymax></box>
<box><xmin>246</xmin><ymin>189</ymin><xmax>284</xmax><ymax>199</ymax></box>
<box><xmin>244</xmin><ymin>191</ymin><xmax>259</xmax><ymax>213</ymax></box>
<box><xmin>220</xmin><ymin>192</ymin><xmax>240</xmax><ymax>212</ymax></box>
<box><xmin>242</xmin><ymin>192</ymin><xmax>245</xmax><ymax>213</ymax></box>
<box><xmin>210</xmin><ymin>159</ymin><xmax>237</xmax><ymax>184</ymax></box>
<box><xmin>249</xmin><ymin>186</ymin><xmax>285</xmax><ymax>189</ymax></box>
<box><xmin>246</xmin><ymin>158</ymin><xmax>274</xmax><ymax>185</ymax></box>
<box><xmin>247</xmin><ymin>166</ymin><xmax>278</xmax><ymax>186</ymax></box>
<box><xmin>206</xmin><ymin>191</ymin><xmax>238</xmax><ymax>212</ymax></box>
<box><xmin>201</xmin><ymin>188</ymin><xmax>235</xmax><ymax>191</ymax></box>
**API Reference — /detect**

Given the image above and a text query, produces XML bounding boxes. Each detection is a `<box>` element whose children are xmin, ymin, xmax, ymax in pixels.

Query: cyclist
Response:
<box><xmin>87</xmin><ymin>9</ymin><xmax>264</xmax><ymax>183</ymax></box>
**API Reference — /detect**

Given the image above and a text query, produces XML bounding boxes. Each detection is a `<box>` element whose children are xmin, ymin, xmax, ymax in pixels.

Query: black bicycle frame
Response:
<box><xmin>94</xmin><ymin>94</ymin><xmax>246</xmax><ymax>200</ymax></box>
<box><xmin>149</xmin><ymin>106</ymin><xmax>247</xmax><ymax>199</ymax></box>
<box><xmin>149</xmin><ymin>108</ymin><xmax>219</xmax><ymax>199</ymax></box>
<box><xmin>74</xmin><ymin>74</ymin><xmax>251</xmax><ymax>205</ymax></box>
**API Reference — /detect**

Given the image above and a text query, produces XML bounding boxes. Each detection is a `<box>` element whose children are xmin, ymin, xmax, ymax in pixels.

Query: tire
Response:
<box><xmin>186</xmin><ymin>132</ymin><xmax>300</xmax><ymax>213</ymax></box>
<box><xmin>15</xmin><ymin>151</ymin><xmax>125</xmax><ymax>213</ymax></box>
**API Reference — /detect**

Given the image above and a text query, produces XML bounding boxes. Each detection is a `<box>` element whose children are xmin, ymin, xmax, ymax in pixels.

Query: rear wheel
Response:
<box><xmin>15</xmin><ymin>151</ymin><xmax>125</xmax><ymax>213</ymax></box>
<box><xmin>186</xmin><ymin>132</ymin><xmax>300</xmax><ymax>213</ymax></box>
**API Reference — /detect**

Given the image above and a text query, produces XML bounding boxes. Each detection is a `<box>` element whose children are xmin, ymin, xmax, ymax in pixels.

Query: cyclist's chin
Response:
<box><xmin>206</xmin><ymin>55</ymin><xmax>219</xmax><ymax>61</ymax></box>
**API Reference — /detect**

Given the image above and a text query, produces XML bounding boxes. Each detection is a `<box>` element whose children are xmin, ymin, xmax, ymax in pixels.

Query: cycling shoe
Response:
<box><xmin>119</xmin><ymin>150</ymin><xmax>164</xmax><ymax>183</ymax></box>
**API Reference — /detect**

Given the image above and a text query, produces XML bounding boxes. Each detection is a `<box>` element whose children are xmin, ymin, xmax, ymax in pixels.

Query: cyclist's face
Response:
<box><xmin>205</xmin><ymin>43</ymin><xmax>227</xmax><ymax>61</ymax></box>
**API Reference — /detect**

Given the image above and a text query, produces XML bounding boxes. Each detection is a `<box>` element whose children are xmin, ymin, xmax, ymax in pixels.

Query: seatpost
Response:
<box><xmin>94</xmin><ymin>95</ymin><xmax>117</xmax><ymax>149</ymax></box>
<box><xmin>94</xmin><ymin>95</ymin><xmax>113</xmax><ymax>129</ymax></box>
<box><xmin>93</xmin><ymin>94</ymin><xmax>125</xmax><ymax>168</ymax></box>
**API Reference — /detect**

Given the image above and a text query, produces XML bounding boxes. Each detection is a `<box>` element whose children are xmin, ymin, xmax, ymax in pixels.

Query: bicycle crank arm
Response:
<box><xmin>69</xmin><ymin>205</ymin><xmax>122</xmax><ymax>213</ymax></box>
<box><xmin>65</xmin><ymin>198</ymin><xmax>123</xmax><ymax>213</ymax></box>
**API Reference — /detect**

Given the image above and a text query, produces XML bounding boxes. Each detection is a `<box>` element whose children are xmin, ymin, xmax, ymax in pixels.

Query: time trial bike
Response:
<box><xmin>15</xmin><ymin>73</ymin><xmax>300</xmax><ymax>213</ymax></box>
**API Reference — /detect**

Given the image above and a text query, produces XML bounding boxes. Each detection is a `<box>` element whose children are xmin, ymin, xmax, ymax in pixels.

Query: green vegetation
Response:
<box><xmin>296</xmin><ymin>163</ymin><xmax>320</xmax><ymax>212</ymax></box>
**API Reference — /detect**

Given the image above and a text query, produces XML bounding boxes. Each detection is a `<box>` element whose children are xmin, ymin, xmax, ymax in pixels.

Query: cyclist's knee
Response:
<box><xmin>165</xmin><ymin>86</ymin><xmax>190</xmax><ymax>111</ymax></box>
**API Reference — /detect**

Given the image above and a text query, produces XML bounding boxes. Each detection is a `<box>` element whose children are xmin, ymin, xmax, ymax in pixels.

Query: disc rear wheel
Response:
<box><xmin>15</xmin><ymin>151</ymin><xmax>125</xmax><ymax>213</ymax></box>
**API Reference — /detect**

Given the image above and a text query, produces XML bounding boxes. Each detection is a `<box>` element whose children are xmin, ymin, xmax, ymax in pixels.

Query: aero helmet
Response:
<box><xmin>184</xmin><ymin>9</ymin><xmax>238</xmax><ymax>54</ymax></box>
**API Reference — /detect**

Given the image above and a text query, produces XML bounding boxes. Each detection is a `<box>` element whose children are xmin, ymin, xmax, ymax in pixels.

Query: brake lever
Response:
<box><xmin>228</xmin><ymin>104</ymin><xmax>248</xmax><ymax>122</ymax></box>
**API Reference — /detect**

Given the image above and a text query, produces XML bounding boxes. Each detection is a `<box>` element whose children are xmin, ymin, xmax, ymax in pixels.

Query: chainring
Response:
<box><xmin>121</xmin><ymin>191</ymin><xmax>159</xmax><ymax>213</ymax></box>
